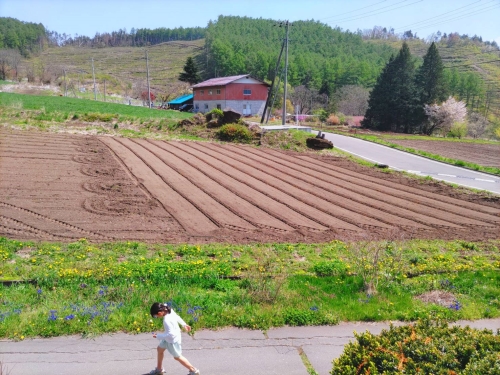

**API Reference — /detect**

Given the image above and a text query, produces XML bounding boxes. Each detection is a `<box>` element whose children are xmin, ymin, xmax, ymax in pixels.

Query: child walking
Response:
<box><xmin>149</xmin><ymin>302</ymin><xmax>200</xmax><ymax>375</ymax></box>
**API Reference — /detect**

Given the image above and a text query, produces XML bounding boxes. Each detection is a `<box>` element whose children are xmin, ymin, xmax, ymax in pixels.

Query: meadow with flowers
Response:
<box><xmin>1</xmin><ymin>237</ymin><xmax>499</xmax><ymax>340</ymax></box>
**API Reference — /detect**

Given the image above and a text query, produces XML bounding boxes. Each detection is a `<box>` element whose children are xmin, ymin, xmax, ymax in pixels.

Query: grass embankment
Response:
<box><xmin>0</xmin><ymin>92</ymin><xmax>203</xmax><ymax>140</ymax></box>
<box><xmin>1</xmin><ymin>238</ymin><xmax>499</xmax><ymax>339</ymax></box>
<box><xmin>335</xmin><ymin>131</ymin><xmax>500</xmax><ymax>176</ymax></box>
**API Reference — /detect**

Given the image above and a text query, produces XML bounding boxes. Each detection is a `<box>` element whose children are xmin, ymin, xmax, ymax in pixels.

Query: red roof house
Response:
<box><xmin>192</xmin><ymin>74</ymin><xmax>270</xmax><ymax>116</ymax></box>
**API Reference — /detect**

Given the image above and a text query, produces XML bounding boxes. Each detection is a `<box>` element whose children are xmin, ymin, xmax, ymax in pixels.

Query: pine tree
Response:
<box><xmin>414</xmin><ymin>42</ymin><xmax>447</xmax><ymax>128</ymax></box>
<box><xmin>362</xmin><ymin>42</ymin><xmax>419</xmax><ymax>132</ymax></box>
<box><xmin>179</xmin><ymin>57</ymin><xmax>201</xmax><ymax>85</ymax></box>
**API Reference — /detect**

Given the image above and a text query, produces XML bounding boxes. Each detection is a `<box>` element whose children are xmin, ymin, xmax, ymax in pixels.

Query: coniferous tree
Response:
<box><xmin>415</xmin><ymin>42</ymin><xmax>447</xmax><ymax>129</ymax></box>
<box><xmin>179</xmin><ymin>57</ymin><xmax>201</xmax><ymax>85</ymax></box>
<box><xmin>362</xmin><ymin>42</ymin><xmax>419</xmax><ymax>132</ymax></box>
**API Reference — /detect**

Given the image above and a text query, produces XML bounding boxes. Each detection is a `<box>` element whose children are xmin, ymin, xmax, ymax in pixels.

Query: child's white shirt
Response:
<box><xmin>156</xmin><ymin>308</ymin><xmax>187</xmax><ymax>344</ymax></box>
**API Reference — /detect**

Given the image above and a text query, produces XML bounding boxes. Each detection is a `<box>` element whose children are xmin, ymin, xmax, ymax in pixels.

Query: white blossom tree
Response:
<box><xmin>423</xmin><ymin>96</ymin><xmax>467</xmax><ymax>135</ymax></box>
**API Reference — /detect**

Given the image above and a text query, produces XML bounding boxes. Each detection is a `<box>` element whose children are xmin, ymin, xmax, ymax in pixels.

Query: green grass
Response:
<box><xmin>334</xmin><ymin>131</ymin><xmax>500</xmax><ymax>176</ymax></box>
<box><xmin>1</xmin><ymin>237</ymin><xmax>499</xmax><ymax>339</ymax></box>
<box><xmin>0</xmin><ymin>92</ymin><xmax>211</xmax><ymax>141</ymax></box>
<box><xmin>0</xmin><ymin>92</ymin><xmax>191</xmax><ymax>121</ymax></box>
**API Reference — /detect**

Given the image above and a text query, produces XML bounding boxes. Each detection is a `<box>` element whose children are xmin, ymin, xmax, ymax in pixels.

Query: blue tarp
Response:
<box><xmin>168</xmin><ymin>94</ymin><xmax>193</xmax><ymax>105</ymax></box>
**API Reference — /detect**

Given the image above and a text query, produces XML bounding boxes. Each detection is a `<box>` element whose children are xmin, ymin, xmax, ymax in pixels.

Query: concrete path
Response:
<box><xmin>319</xmin><ymin>131</ymin><xmax>500</xmax><ymax>195</ymax></box>
<box><xmin>1</xmin><ymin>319</ymin><xmax>499</xmax><ymax>375</ymax></box>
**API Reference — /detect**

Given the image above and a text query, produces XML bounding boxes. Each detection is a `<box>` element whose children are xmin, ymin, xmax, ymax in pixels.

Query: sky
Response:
<box><xmin>1</xmin><ymin>0</ymin><xmax>499</xmax><ymax>44</ymax></box>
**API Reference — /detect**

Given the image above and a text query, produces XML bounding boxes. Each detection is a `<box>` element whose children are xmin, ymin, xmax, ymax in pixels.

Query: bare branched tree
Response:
<box><xmin>467</xmin><ymin>112</ymin><xmax>489</xmax><ymax>139</ymax></box>
<box><xmin>290</xmin><ymin>85</ymin><xmax>326</xmax><ymax>114</ymax></box>
<box><xmin>334</xmin><ymin>85</ymin><xmax>370</xmax><ymax>116</ymax></box>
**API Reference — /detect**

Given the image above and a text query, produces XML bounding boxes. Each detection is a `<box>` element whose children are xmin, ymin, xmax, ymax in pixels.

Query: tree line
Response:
<box><xmin>0</xmin><ymin>17</ymin><xmax>47</xmax><ymax>56</ymax></box>
<box><xmin>47</xmin><ymin>26</ymin><xmax>205</xmax><ymax>48</ymax></box>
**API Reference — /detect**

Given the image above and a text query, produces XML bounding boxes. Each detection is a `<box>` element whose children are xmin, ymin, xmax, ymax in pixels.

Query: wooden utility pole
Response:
<box><xmin>282</xmin><ymin>21</ymin><xmax>290</xmax><ymax>125</ymax></box>
<box><xmin>91</xmin><ymin>58</ymin><xmax>97</xmax><ymax>100</ymax></box>
<box><xmin>63</xmin><ymin>69</ymin><xmax>67</xmax><ymax>97</ymax></box>
<box><xmin>146</xmin><ymin>50</ymin><xmax>151</xmax><ymax>108</ymax></box>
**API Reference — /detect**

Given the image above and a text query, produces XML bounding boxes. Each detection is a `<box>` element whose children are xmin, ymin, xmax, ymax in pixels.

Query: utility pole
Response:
<box><xmin>282</xmin><ymin>21</ymin><xmax>290</xmax><ymax>126</ymax></box>
<box><xmin>145</xmin><ymin>50</ymin><xmax>151</xmax><ymax>108</ymax></box>
<box><xmin>260</xmin><ymin>38</ymin><xmax>285</xmax><ymax>124</ymax></box>
<box><xmin>63</xmin><ymin>69</ymin><xmax>67</xmax><ymax>97</ymax></box>
<box><xmin>91</xmin><ymin>58</ymin><xmax>97</xmax><ymax>100</ymax></box>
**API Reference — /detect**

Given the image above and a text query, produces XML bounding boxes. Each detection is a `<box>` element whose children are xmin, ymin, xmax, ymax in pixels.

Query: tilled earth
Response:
<box><xmin>386</xmin><ymin>139</ymin><xmax>500</xmax><ymax>168</ymax></box>
<box><xmin>1</xmin><ymin>128</ymin><xmax>499</xmax><ymax>243</ymax></box>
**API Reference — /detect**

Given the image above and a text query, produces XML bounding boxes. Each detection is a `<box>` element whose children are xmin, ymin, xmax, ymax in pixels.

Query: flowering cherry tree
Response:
<box><xmin>423</xmin><ymin>96</ymin><xmax>467</xmax><ymax>135</ymax></box>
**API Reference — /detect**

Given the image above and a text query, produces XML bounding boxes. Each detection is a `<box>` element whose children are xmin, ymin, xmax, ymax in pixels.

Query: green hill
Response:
<box><xmin>5</xmin><ymin>16</ymin><xmax>499</xmax><ymax>119</ymax></box>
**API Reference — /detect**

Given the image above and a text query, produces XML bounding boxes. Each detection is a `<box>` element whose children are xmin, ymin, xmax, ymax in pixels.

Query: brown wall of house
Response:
<box><xmin>226</xmin><ymin>83</ymin><xmax>268</xmax><ymax>100</ymax></box>
<box><xmin>194</xmin><ymin>83</ymin><xmax>268</xmax><ymax>101</ymax></box>
<box><xmin>194</xmin><ymin>87</ymin><xmax>225</xmax><ymax>101</ymax></box>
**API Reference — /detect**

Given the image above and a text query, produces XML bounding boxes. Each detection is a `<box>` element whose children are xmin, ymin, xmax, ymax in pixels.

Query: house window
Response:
<box><xmin>195</xmin><ymin>104</ymin><xmax>199</xmax><ymax>110</ymax></box>
<box><xmin>216</xmin><ymin>89</ymin><xmax>221</xmax><ymax>94</ymax></box>
<box><xmin>204</xmin><ymin>104</ymin><xmax>209</xmax><ymax>110</ymax></box>
<box><xmin>243</xmin><ymin>89</ymin><xmax>251</xmax><ymax>95</ymax></box>
<box><xmin>216</xmin><ymin>104</ymin><xmax>221</xmax><ymax>110</ymax></box>
<box><xmin>209</xmin><ymin>90</ymin><xmax>213</xmax><ymax>95</ymax></box>
<box><xmin>200</xmin><ymin>90</ymin><xmax>204</xmax><ymax>95</ymax></box>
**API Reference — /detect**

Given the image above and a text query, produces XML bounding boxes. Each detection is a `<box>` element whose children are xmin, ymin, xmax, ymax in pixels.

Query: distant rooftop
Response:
<box><xmin>168</xmin><ymin>94</ymin><xmax>193</xmax><ymax>105</ymax></box>
<box><xmin>192</xmin><ymin>75</ymin><xmax>269</xmax><ymax>88</ymax></box>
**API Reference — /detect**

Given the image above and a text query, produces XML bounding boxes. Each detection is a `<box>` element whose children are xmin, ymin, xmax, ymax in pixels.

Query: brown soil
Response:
<box><xmin>386</xmin><ymin>139</ymin><xmax>500</xmax><ymax>168</ymax></box>
<box><xmin>414</xmin><ymin>290</ymin><xmax>457</xmax><ymax>307</ymax></box>
<box><xmin>1</xmin><ymin>128</ymin><xmax>499</xmax><ymax>243</ymax></box>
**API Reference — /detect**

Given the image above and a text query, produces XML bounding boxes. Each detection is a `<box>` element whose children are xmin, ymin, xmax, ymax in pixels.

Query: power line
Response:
<box><xmin>393</xmin><ymin>0</ymin><xmax>487</xmax><ymax>31</ymax></box>
<box><xmin>402</xmin><ymin>3</ymin><xmax>500</xmax><ymax>35</ymax></box>
<box><xmin>319</xmin><ymin>0</ymin><xmax>392</xmax><ymax>21</ymax></box>
<box><xmin>322</xmin><ymin>0</ymin><xmax>419</xmax><ymax>24</ymax></box>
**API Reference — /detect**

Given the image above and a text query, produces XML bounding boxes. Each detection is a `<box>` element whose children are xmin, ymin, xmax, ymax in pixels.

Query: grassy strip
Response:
<box><xmin>1</xmin><ymin>238</ymin><xmax>499</xmax><ymax>339</ymax></box>
<box><xmin>334</xmin><ymin>131</ymin><xmax>500</xmax><ymax>176</ymax></box>
<box><xmin>0</xmin><ymin>92</ymin><xmax>211</xmax><ymax>140</ymax></box>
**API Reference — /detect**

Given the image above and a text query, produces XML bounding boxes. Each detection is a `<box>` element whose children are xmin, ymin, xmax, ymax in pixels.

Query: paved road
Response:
<box><xmin>320</xmin><ymin>132</ymin><xmax>500</xmax><ymax>195</ymax></box>
<box><xmin>1</xmin><ymin>319</ymin><xmax>499</xmax><ymax>375</ymax></box>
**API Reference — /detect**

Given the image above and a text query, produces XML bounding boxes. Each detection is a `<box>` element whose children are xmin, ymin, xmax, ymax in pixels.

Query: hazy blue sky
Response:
<box><xmin>1</xmin><ymin>0</ymin><xmax>499</xmax><ymax>44</ymax></box>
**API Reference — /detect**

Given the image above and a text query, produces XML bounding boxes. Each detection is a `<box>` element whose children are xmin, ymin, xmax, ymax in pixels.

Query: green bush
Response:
<box><xmin>448</xmin><ymin>121</ymin><xmax>468</xmax><ymax>139</ymax></box>
<box><xmin>312</xmin><ymin>260</ymin><xmax>347</xmax><ymax>276</ymax></box>
<box><xmin>216</xmin><ymin>124</ymin><xmax>253</xmax><ymax>143</ymax></box>
<box><xmin>331</xmin><ymin>319</ymin><xmax>500</xmax><ymax>374</ymax></box>
<box><xmin>206</xmin><ymin>108</ymin><xmax>224</xmax><ymax>120</ymax></box>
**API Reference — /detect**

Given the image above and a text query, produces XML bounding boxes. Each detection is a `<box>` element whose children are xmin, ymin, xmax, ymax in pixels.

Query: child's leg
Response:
<box><xmin>156</xmin><ymin>346</ymin><xmax>166</xmax><ymax>370</ymax></box>
<box><xmin>174</xmin><ymin>355</ymin><xmax>196</xmax><ymax>372</ymax></box>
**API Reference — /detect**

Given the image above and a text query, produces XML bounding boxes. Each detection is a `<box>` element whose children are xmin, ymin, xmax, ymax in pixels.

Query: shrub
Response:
<box><xmin>337</xmin><ymin>112</ymin><xmax>347</xmax><ymax>125</ymax></box>
<box><xmin>205</xmin><ymin>108</ymin><xmax>223</xmax><ymax>121</ymax></box>
<box><xmin>331</xmin><ymin>319</ymin><xmax>500</xmax><ymax>374</ymax></box>
<box><xmin>448</xmin><ymin>121</ymin><xmax>468</xmax><ymax>139</ymax></box>
<box><xmin>312</xmin><ymin>260</ymin><xmax>347</xmax><ymax>276</ymax></box>
<box><xmin>327</xmin><ymin>114</ymin><xmax>340</xmax><ymax>125</ymax></box>
<box><xmin>216</xmin><ymin>124</ymin><xmax>253</xmax><ymax>143</ymax></box>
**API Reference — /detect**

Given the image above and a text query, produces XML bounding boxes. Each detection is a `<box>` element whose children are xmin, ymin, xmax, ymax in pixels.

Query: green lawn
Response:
<box><xmin>1</xmin><ymin>238</ymin><xmax>499</xmax><ymax>339</ymax></box>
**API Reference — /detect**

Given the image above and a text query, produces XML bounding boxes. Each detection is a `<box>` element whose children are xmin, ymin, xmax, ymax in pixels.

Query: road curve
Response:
<box><xmin>321</xmin><ymin>132</ymin><xmax>500</xmax><ymax>195</ymax></box>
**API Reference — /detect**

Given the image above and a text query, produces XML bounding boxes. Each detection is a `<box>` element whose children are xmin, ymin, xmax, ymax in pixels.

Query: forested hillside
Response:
<box><xmin>0</xmin><ymin>18</ymin><xmax>47</xmax><ymax>56</ymax></box>
<box><xmin>205</xmin><ymin>16</ymin><xmax>396</xmax><ymax>95</ymax></box>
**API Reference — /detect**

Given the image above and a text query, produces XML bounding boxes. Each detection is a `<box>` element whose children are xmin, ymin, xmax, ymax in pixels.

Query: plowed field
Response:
<box><xmin>387</xmin><ymin>139</ymin><xmax>500</xmax><ymax>168</ymax></box>
<box><xmin>1</xmin><ymin>129</ymin><xmax>499</xmax><ymax>243</ymax></box>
